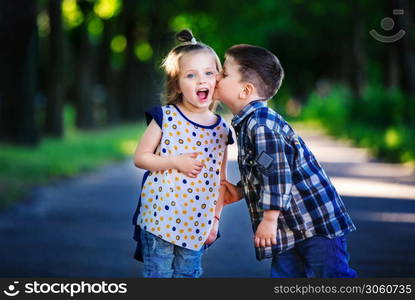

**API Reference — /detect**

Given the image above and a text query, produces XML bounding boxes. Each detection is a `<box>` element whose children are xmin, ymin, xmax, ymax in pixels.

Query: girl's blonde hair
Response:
<box><xmin>161</xmin><ymin>29</ymin><xmax>222</xmax><ymax>111</ymax></box>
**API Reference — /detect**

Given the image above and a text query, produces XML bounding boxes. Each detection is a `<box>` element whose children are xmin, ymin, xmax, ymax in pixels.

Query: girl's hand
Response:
<box><xmin>173</xmin><ymin>153</ymin><xmax>204</xmax><ymax>178</ymax></box>
<box><xmin>205</xmin><ymin>218</ymin><xmax>219</xmax><ymax>245</ymax></box>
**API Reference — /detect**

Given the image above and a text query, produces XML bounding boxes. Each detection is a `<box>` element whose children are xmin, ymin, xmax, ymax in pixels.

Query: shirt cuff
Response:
<box><xmin>259</xmin><ymin>191</ymin><xmax>292</xmax><ymax>211</ymax></box>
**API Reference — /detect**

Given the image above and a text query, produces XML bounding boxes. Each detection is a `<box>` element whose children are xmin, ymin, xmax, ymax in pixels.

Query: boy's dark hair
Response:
<box><xmin>226</xmin><ymin>44</ymin><xmax>284</xmax><ymax>99</ymax></box>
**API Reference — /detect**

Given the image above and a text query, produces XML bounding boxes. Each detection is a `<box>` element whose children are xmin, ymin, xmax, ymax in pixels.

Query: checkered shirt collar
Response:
<box><xmin>231</xmin><ymin>100</ymin><xmax>268</xmax><ymax>129</ymax></box>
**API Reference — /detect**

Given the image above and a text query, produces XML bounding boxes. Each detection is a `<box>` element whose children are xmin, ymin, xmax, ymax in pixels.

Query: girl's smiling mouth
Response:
<box><xmin>196</xmin><ymin>88</ymin><xmax>209</xmax><ymax>101</ymax></box>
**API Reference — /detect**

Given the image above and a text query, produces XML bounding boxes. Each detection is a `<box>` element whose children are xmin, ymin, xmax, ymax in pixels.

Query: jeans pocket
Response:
<box><xmin>335</xmin><ymin>236</ymin><xmax>349</xmax><ymax>256</ymax></box>
<box><xmin>333</xmin><ymin>235</ymin><xmax>357</xmax><ymax>278</ymax></box>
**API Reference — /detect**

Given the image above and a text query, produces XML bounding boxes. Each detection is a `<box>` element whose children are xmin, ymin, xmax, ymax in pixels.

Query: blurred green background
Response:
<box><xmin>0</xmin><ymin>0</ymin><xmax>414</xmax><ymax>208</ymax></box>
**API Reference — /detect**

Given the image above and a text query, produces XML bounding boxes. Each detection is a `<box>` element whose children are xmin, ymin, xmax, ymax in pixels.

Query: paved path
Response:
<box><xmin>1</xmin><ymin>127</ymin><xmax>415</xmax><ymax>277</ymax></box>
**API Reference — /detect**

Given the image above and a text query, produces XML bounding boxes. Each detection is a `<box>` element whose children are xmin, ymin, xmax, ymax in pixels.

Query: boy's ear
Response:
<box><xmin>239</xmin><ymin>82</ymin><xmax>255</xmax><ymax>100</ymax></box>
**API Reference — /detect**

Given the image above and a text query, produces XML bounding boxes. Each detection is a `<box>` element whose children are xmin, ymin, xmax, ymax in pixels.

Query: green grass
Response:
<box><xmin>299</xmin><ymin>84</ymin><xmax>415</xmax><ymax>166</ymax></box>
<box><xmin>0</xmin><ymin>109</ymin><xmax>146</xmax><ymax>209</ymax></box>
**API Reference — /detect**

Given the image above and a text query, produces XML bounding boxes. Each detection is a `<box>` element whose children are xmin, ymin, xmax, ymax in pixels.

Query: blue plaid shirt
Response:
<box><xmin>232</xmin><ymin>100</ymin><xmax>356</xmax><ymax>261</ymax></box>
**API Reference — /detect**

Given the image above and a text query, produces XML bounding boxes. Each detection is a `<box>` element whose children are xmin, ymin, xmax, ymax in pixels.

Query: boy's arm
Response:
<box><xmin>251</xmin><ymin>125</ymin><xmax>293</xmax><ymax>247</ymax></box>
<box><xmin>252</xmin><ymin>125</ymin><xmax>293</xmax><ymax>211</ymax></box>
<box><xmin>134</xmin><ymin>120</ymin><xmax>204</xmax><ymax>178</ymax></box>
<box><xmin>221</xmin><ymin>180</ymin><xmax>244</xmax><ymax>205</ymax></box>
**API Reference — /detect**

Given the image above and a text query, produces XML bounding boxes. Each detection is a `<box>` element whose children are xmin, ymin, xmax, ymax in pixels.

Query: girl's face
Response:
<box><xmin>177</xmin><ymin>51</ymin><xmax>218</xmax><ymax>110</ymax></box>
<box><xmin>214</xmin><ymin>56</ymin><xmax>245</xmax><ymax>106</ymax></box>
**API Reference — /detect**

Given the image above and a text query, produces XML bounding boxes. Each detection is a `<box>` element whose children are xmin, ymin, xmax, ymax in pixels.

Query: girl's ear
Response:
<box><xmin>239</xmin><ymin>83</ymin><xmax>255</xmax><ymax>99</ymax></box>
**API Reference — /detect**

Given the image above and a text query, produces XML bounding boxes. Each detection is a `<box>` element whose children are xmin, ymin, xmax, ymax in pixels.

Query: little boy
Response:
<box><xmin>215</xmin><ymin>44</ymin><xmax>357</xmax><ymax>278</ymax></box>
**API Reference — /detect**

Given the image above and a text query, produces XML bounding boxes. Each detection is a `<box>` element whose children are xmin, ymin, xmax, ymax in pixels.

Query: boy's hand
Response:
<box><xmin>220</xmin><ymin>180</ymin><xmax>244</xmax><ymax>205</ymax></box>
<box><xmin>173</xmin><ymin>153</ymin><xmax>204</xmax><ymax>178</ymax></box>
<box><xmin>254</xmin><ymin>211</ymin><xmax>280</xmax><ymax>248</ymax></box>
<box><xmin>205</xmin><ymin>218</ymin><xmax>219</xmax><ymax>245</ymax></box>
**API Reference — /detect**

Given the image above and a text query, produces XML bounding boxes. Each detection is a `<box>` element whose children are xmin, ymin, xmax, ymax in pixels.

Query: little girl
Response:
<box><xmin>131</xmin><ymin>29</ymin><xmax>233</xmax><ymax>278</ymax></box>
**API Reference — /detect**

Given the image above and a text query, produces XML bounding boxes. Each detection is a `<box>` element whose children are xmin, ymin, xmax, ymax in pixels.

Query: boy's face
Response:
<box><xmin>214</xmin><ymin>56</ymin><xmax>245</xmax><ymax>106</ymax></box>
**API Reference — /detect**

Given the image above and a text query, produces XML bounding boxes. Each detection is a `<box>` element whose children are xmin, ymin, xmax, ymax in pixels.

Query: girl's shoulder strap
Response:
<box><xmin>145</xmin><ymin>106</ymin><xmax>163</xmax><ymax>128</ymax></box>
<box><xmin>220</xmin><ymin>118</ymin><xmax>235</xmax><ymax>145</ymax></box>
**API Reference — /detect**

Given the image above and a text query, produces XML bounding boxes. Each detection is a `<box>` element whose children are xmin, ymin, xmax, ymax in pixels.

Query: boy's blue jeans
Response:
<box><xmin>271</xmin><ymin>235</ymin><xmax>357</xmax><ymax>278</ymax></box>
<box><xmin>141</xmin><ymin>230</ymin><xmax>203</xmax><ymax>278</ymax></box>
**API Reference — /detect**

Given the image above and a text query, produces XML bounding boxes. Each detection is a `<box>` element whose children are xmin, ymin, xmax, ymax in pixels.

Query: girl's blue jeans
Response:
<box><xmin>271</xmin><ymin>235</ymin><xmax>357</xmax><ymax>278</ymax></box>
<box><xmin>141</xmin><ymin>230</ymin><xmax>203</xmax><ymax>278</ymax></box>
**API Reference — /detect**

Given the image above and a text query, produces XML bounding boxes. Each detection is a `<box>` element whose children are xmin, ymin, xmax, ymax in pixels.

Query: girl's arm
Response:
<box><xmin>134</xmin><ymin>120</ymin><xmax>204</xmax><ymax>178</ymax></box>
<box><xmin>216</xmin><ymin>146</ymin><xmax>228</xmax><ymax>218</ymax></box>
<box><xmin>205</xmin><ymin>147</ymin><xmax>228</xmax><ymax>244</ymax></box>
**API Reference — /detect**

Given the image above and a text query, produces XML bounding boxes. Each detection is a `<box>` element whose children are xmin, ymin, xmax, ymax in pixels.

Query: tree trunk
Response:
<box><xmin>147</xmin><ymin>6</ymin><xmax>171</xmax><ymax>107</ymax></box>
<box><xmin>75</xmin><ymin>1</ymin><xmax>95</xmax><ymax>129</ymax></box>
<box><xmin>392</xmin><ymin>0</ymin><xmax>415</xmax><ymax>124</ymax></box>
<box><xmin>44</xmin><ymin>0</ymin><xmax>64</xmax><ymax>137</ymax></box>
<box><xmin>383</xmin><ymin>45</ymin><xmax>400</xmax><ymax>89</ymax></box>
<box><xmin>350</xmin><ymin>1</ymin><xmax>366</xmax><ymax>100</ymax></box>
<box><xmin>120</xmin><ymin>0</ymin><xmax>141</xmax><ymax>121</ymax></box>
<box><xmin>395</xmin><ymin>0</ymin><xmax>415</xmax><ymax>95</ymax></box>
<box><xmin>0</xmin><ymin>0</ymin><xmax>39</xmax><ymax>145</ymax></box>
<box><xmin>100</xmin><ymin>19</ymin><xmax>121</xmax><ymax>125</ymax></box>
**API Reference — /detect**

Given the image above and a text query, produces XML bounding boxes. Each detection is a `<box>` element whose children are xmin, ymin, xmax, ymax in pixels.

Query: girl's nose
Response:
<box><xmin>216</xmin><ymin>73</ymin><xmax>222</xmax><ymax>81</ymax></box>
<box><xmin>198</xmin><ymin>76</ymin><xmax>207</xmax><ymax>84</ymax></box>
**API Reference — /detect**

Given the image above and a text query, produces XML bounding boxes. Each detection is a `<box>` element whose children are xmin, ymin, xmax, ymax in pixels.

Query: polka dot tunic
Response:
<box><xmin>136</xmin><ymin>104</ymin><xmax>233</xmax><ymax>251</ymax></box>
